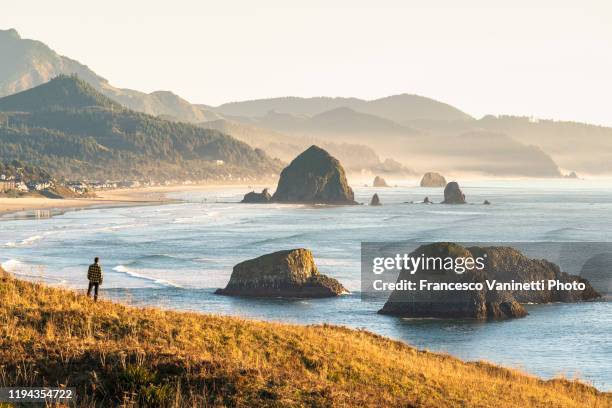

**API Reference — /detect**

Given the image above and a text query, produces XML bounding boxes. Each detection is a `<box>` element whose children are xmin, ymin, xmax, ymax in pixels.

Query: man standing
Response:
<box><xmin>87</xmin><ymin>257</ymin><xmax>103</xmax><ymax>301</ymax></box>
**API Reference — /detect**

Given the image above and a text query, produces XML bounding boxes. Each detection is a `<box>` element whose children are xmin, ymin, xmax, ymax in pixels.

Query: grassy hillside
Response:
<box><xmin>0</xmin><ymin>76</ymin><xmax>282</xmax><ymax>181</ymax></box>
<box><xmin>0</xmin><ymin>268</ymin><xmax>608</xmax><ymax>407</ymax></box>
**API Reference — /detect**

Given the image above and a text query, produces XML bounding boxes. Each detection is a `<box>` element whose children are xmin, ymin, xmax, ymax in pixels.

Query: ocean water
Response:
<box><xmin>1</xmin><ymin>179</ymin><xmax>611</xmax><ymax>390</ymax></box>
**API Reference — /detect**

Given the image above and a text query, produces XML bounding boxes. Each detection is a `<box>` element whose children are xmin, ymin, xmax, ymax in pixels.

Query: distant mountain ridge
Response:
<box><xmin>224</xmin><ymin>106</ymin><xmax>415</xmax><ymax>137</ymax></box>
<box><xmin>475</xmin><ymin>115</ymin><xmax>612</xmax><ymax>174</ymax></box>
<box><xmin>2</xmin><ymin>28</ymin><xmax>610</xmax><ymax>176</ymax></box>
<box><xmin>211</xmin><ymin>106</ymin><xmax>563</xmax><ymax>177</ymax></box>
<box><xmin>212</xmin><ymin>94</ymin><xmax>473</xmax><ymax>123</ymax></box>
<box><xmin>0</xmin><ymin>76</ymin><xmax>282</xmax><ymax>181</ymax></box>
<box><xmin>200</xmin><ymin>118</ymin><xmax>415</xmax><ymax>174</ymax></box>
<box><xmin>3</xmin><ymin>28</ymin><xmax>469</xmax><ymax>126</ymax></box>
<box><xmin>0</xmin><ymin>28</ymin><xmax>208</xmax><ymax>122</ymax></box>
<box><xmin>309</xmin><ymin>107</ymin><xmax>412</xmax><ymax>133</ymax></box>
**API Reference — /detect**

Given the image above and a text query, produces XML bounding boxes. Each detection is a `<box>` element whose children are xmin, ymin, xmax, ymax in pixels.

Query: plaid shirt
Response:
<box><xmin>87</xmin><ymin>263</ymin><xmax>103</xmax><ymax>283</ymax></box>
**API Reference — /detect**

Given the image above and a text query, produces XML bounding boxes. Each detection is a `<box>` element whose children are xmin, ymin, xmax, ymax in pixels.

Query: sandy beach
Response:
<box><xmin>0</xmin><ymin>184</ymin><xmax>266</xmax><ymax>216</ymax></box>
<box><xmin>0</xmin><ymin>190</ymin><xmax>163</xmax><ymax>216</ymax></box>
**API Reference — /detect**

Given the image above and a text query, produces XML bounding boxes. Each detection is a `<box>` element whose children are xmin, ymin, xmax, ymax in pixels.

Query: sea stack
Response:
<box><xmin>370</xmin><ymin>193</ymin><xmax>381</xmax><ymax>206</ymax></box>
<box><xmin>373</xmin><ymin>176</ymin><xmax>389</xmax><ymax>187</ymax></box>
<box><xmin>564</xmin><ymin>171</ymin><xmax>579</xmax><ymax>179</ymax></box>
<box><xmin>442</xmin><ymin>181</ymin><xmax>466</xmax><ymax>204</ymax></box>
<box><xmin>420</xmin><ymin>172</ymin><xmax>447</xmax><ymax>187</ymax></box>
<box><xmin>468</xmin><ymin>246</ymin><xmax>600</xmax><ymax>303</ymax></box>
<box><xmin>378</xmin><ymin>243</ymin><xmax>600</xmax><ymax>320</ymax></box>
<box><xmin>272</xmin><ymin>145</ymin><xmax>356</xmax><ymax>204</ymax></box>
<box><xmin>215</xmin><ymin>249</ymin><xmax>348</xmax><ymax>298</ymax></box>
<box><xmin>241</xmin><ymin>188</ymin><xmax>272</xmax><ymax>203</ymax></box>
<box><xmin>423</xmin><ymin>196</ymin><xmax>431</xmax><ymax>204</ymax></box>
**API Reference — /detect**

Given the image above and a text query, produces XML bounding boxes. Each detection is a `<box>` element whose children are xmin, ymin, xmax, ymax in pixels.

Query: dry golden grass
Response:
<box><xmin>0</xmin><ymin>267</ymin><xmax>609</xmax><ymax>407</ymax></box>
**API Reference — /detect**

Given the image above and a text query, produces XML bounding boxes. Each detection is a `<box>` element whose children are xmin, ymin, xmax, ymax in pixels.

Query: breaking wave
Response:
<box><xmin>112</xmin><ymin>264</ymin><xmax>182</xmax><ymax>288</ymax></box>
<box><xmin>3</xmin><ymin>234</ymin><xmax>44</xmax><ymax>248</ymax></box>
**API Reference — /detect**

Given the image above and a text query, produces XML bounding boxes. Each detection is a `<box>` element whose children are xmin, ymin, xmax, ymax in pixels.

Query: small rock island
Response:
<box><xmin>420</xmin><ymin>172</ymin><xmax>447</xmax><ymax>187</ymax></box>
<box><xmin>373</xmin><ymin>176</ymin><xmax>389</xmax><ymax>187</ymax></box>
<box><xmin>378</xmin><ymin>243</ymin><xmax>600</xmax><ymax>320</ymax></box>
<box><xmin>271</xmin><ymin>145</ymin><xmax>357</xmax><ymax>205</ymax></box>
<box><xmin>216</xmin><ymin>248</ymin><xmax>348</xmax><ymax>298</ymax></box>
<box><xmin>564</xmin><ymin>171</ymin><xmax>579</xmax><ymax>179</ymax></box>
<box><xmin>241</xmin><ymin>188</ymin><xmax>272</xmax><ymax>203</ymax></box>
<box><xmin>442</xmin><ymin>181</ymin><xmax>466</xmax><ymax>204</ymax></box>
<box><xmin>370</xmin><ymin>193</ymin><xmax>381</xmax><ymax>206</ymax></box>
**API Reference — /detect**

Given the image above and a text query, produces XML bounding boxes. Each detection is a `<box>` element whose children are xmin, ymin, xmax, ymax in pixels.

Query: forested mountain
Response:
<box><xmin>0</xmin><ymin>28</ymin><xmax>208</xmax><ymax>122</ymax></box>
<box><xmin>0</xmin><ymin>74</ymin><xmax>122</xmax><ymax>112</ymax></box>
<box><xmin>0</xmin><ymin>76</ymin><xmax>282</xmax><ymax>181</ymax></box>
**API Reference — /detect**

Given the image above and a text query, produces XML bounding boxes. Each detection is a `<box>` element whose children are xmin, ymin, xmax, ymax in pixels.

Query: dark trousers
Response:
<box><xmin>87</xmin><ymin>281</ymin><xmax>100</xmax><ymax>300</ymax></box>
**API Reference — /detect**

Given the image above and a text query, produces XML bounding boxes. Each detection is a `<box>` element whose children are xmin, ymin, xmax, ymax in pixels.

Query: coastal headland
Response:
<box><xmin>0</xmin><ymin>267</ymin><xmax>609</xmax><ymax>407</ymax></box>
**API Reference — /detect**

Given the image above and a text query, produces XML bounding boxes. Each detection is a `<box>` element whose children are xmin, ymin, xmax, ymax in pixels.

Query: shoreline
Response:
<box><xmin>0</xmin><ymin>183</ymin><xmax>263</xmax><ymax>217</ymax></box>
<box><xmin>3</xmin><ymin>177</ymin><xmax>611</xmax><ymax>218</ymax></box>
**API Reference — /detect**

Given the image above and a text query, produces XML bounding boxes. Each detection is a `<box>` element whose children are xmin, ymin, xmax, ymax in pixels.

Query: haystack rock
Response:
<box><xmin>373</xmin><ymin>176</ymin><xmax>389</xmax><ymax>187</ymax></box>
<box><xmin>241</xmin><ymin>188</ymin><xmax>272</xmax><ymax>203</ymax></box>
<box><xmin>420</xmin><ymin>172</ymin><xmax>447</xmax><ymax>187</ymax></box>
<box><xmin>215</xmin><ymin>249</ymin><xmax>348</xmax><ymax>298</ymax></box>
<box><xmin>442</xmin><ymin>181</ymin><xmax>466</xmax><ymax>204</ymax></box>
<box><xmin>423</xmin><ymin>196</ymin><xmax>431</xmax><ymax>204</ymax></box>
<box><xmin>370</xmin><ymin>193</ymin><xmax>381</xmax><ymax>206</ymax></box>
<box><xmin>378</xmin><ymin>243</ymin><xmax>600</xmax><ymax>320</ymax></box>
<box><xmin>272</xmin><ymin>145</ymin><xmax>356</xmax><ymax>204</ymax></box>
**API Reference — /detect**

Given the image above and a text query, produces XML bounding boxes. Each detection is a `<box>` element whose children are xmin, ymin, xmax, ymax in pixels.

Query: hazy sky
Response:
<box><xmin>2</xmin><ymin>1</ymin><xmax>612</xmax><ymax>125</ymax></box>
